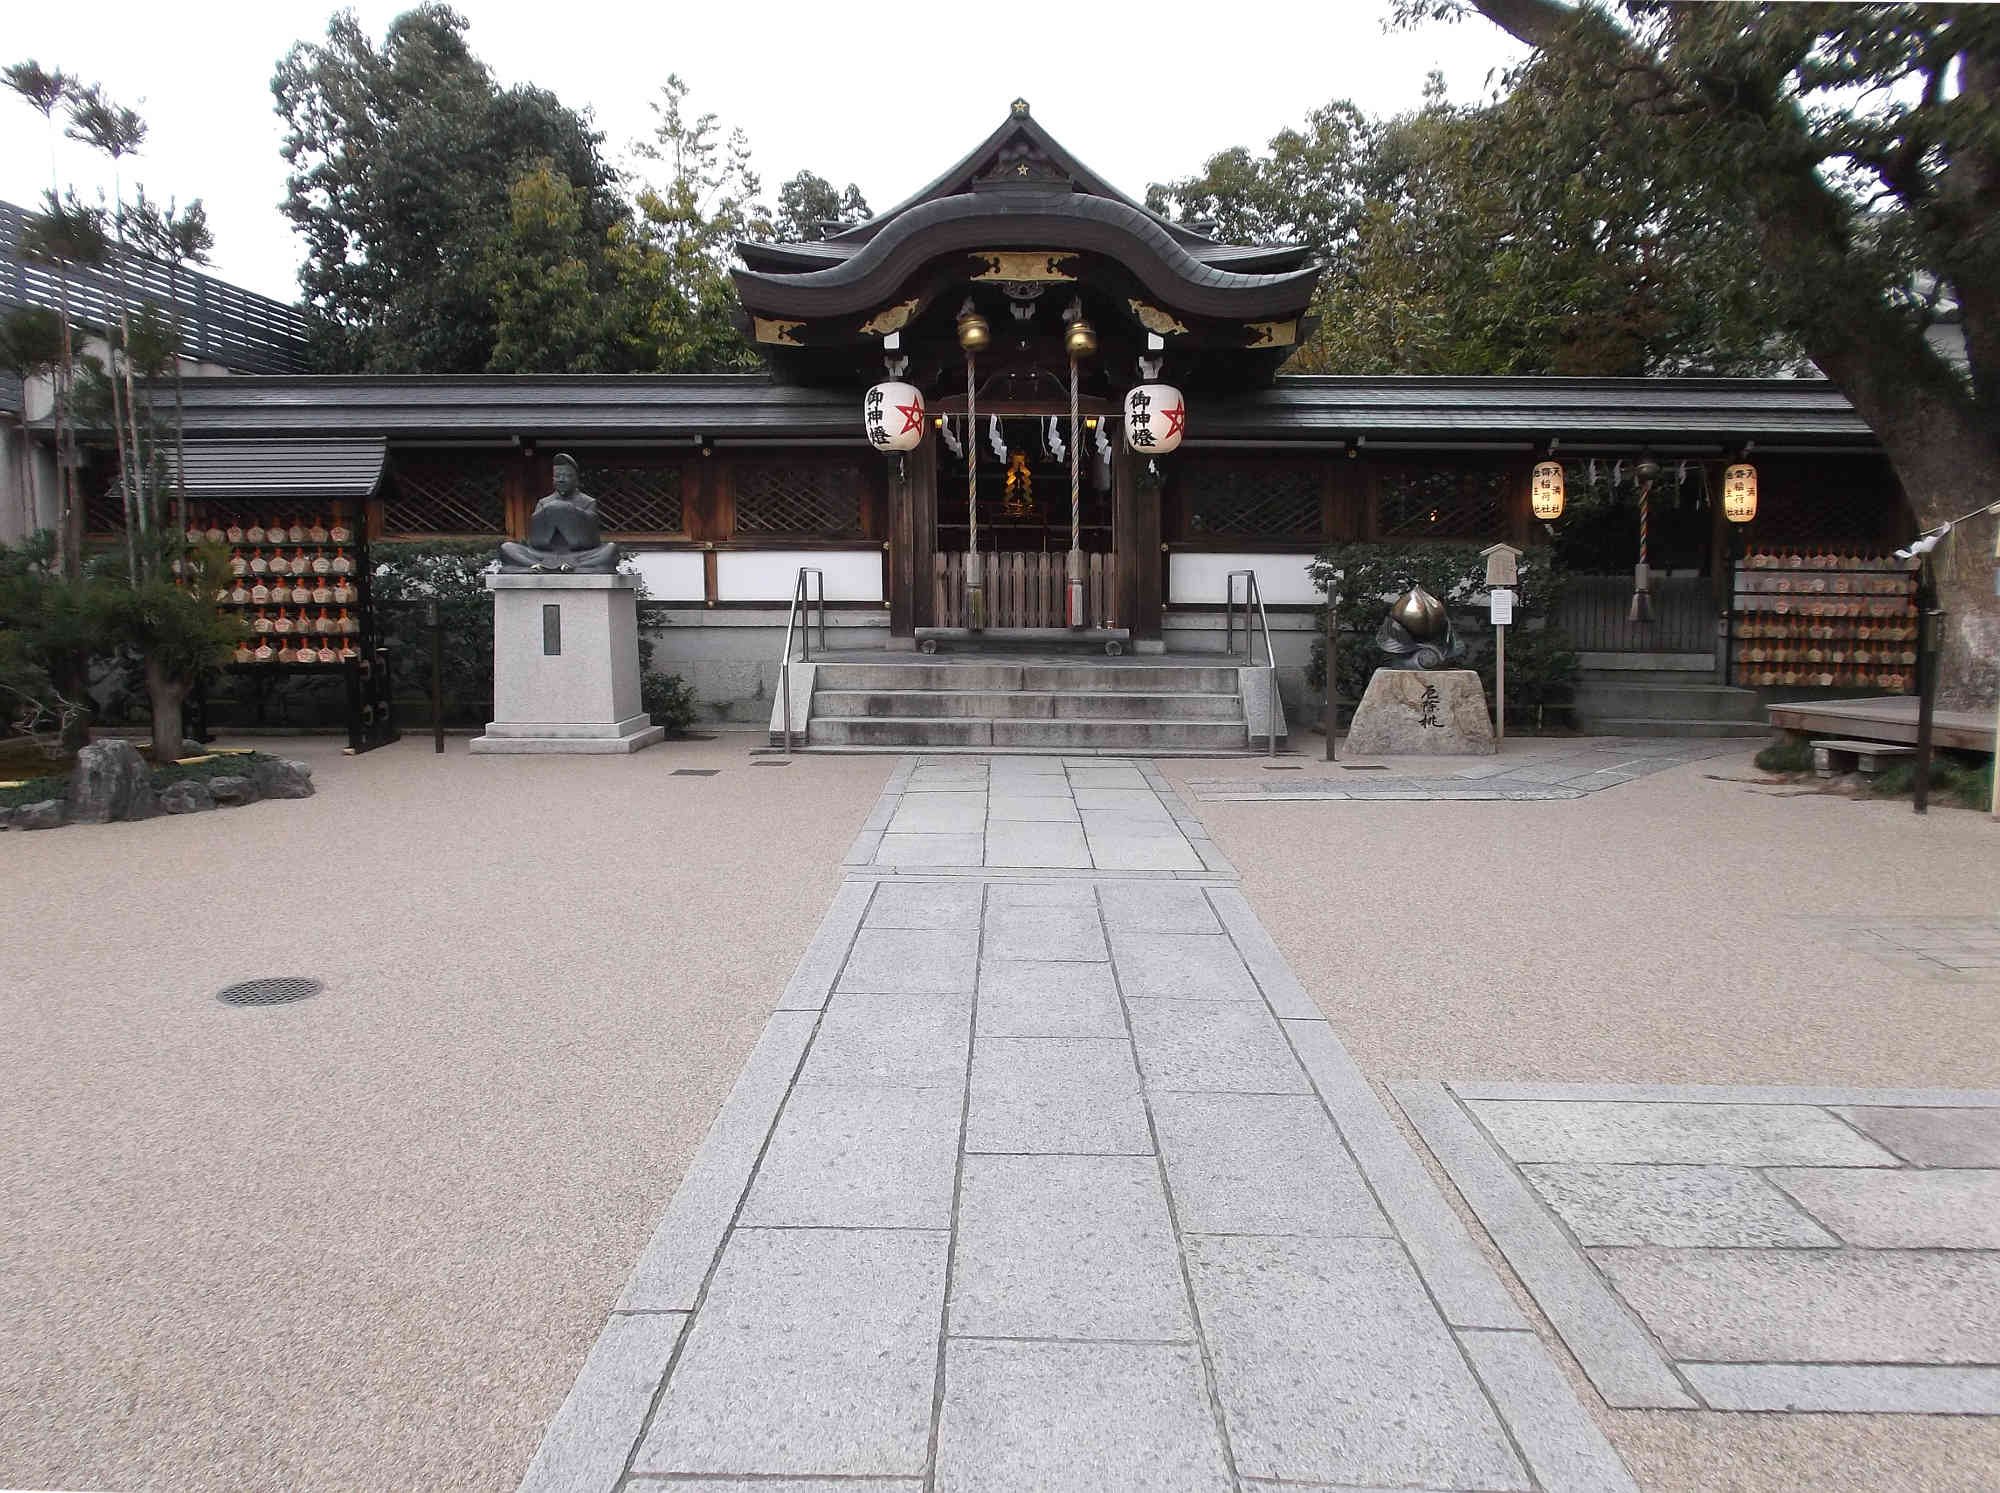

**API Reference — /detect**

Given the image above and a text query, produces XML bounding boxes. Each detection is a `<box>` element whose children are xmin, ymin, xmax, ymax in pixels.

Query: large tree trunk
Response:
<box><xmin>1469</xmin><ymin>0</ymin><xmax>2000</xmax><ymax>708</ymax></box>
<box><xmin>143</xmin><ymin>654</ymin><xmax>188</xmax><ymax>763</ymax></box>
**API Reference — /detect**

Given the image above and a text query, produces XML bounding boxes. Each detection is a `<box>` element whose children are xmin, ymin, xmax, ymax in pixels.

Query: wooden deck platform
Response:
<box><xmin>1768</xmin><ymin>695</ymin><xmax>1996</xmax><ymax>753</ymax></box>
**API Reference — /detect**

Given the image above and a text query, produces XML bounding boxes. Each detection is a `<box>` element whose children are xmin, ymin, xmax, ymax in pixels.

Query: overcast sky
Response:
<box><xmin>2</xmin><ymin>1</ymin><xmax>1526</xmax><ymax>305</ymax></box>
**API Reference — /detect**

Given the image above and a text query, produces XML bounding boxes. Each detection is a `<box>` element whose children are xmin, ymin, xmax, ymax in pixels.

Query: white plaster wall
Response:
<box><xmin>716</xmin><ymin>549</ymin><xmax>883</xmax><ymax>603</ymax></box>
<box><xmin>625</xmin><ymin>549</ymin><xmax>705</xmax><ymax>602</ymax></box>
<box><xmin>1168</xmin><ymin>550</ymin><xmax>1320</xmax><ymax>606</ymax></box>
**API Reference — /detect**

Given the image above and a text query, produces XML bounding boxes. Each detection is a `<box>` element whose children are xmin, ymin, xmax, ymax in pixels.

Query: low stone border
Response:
<box><xmin>0</xmin><ymin>740</ymin><xmax>313</xmax><ymax>830</ymax></box>
<box><xmin>1395</xmin><ymin>1079</ymin><xmax>2000</xmax><ymax>1416</ymax></box>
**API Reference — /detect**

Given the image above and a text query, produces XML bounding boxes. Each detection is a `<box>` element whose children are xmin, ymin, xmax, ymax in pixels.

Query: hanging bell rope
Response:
<box><xmin>965</xmin><ymin>351</ymin><xmax>978</xmax><ymax>573</ymax></box>
<box><xmin>1070</xmin><ymin>358</ymin><xmax>1081</xmax><ymax>562</ymax></box>
<box><xmin>1629</xmin><ymin>460</ymin><xmax>1658</xmax><ymax>623</ymax></box>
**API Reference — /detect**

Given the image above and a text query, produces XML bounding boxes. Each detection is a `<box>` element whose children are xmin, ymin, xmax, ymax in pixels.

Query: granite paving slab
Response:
<box><xmin>1097</xmin><ymin>880</ymin><xmax>1221</xmax><ymax>932</ymax></box>
<box><xmin>861</xmin><ymin>878</ymin><xmax>985</xmax><ymax>930</ymax></box>
<box><xmin>1591</xmin><ymin>1247</ymin><xmax>2000</xmax><ymax>1364</ymax></box>
<box><xmin>1764</xmin><ymin>1167</ymin><xmax>2000</xmax><ymax>1248</ymax></box>
<box><xmin>949</xmin><ymin>1154</ymin><xmax>1192</xmax><ymax>1340</ymax></box>
<box><xmin>934</xmin><ymin>1340</ymin><xmax>1230</xmax><ymax>1492</ymax></box>
<box><xmin>836</xmin><ymin>927</ymin><xmax>979</xmax><ymax>994</ymax></box>
<box><xmin>1469</xmin><ymin>1098</ymin><xmax>1900</xmax><ymax>1166</ymax></box>
<box><xmin>985</xmin><ymin>819</ymin><xmax>1095</xmax><ymax>869</ymax></box>
<box><xmin>1109</xmin><ymin>931</ymin><xmax>1261</xmax><ymax>1001</ymax></box>
<box><xmin>740</xmin><ymin>1084</ymin><xmax>961</xmax><ymax>1229</ymax></box>
<box><xmin>1522</xmin><ymin>1163</ymin><xmax>1838</xmax><ymax>1248</ymax></box>
<box><xmin>965</xmin><ymin>1036</ymin><xmax>1153</xmax><ymax>1154</ymax></box>
<box><xmin>1128</xmin><ymin>1001</ymin><xmax>1313</xmax><ymax>1095</ymax></box>
<box><xmin>1832</xmin><ymin>1104</ymin><xmax>2000</xmax><ymax>1165</ymax></box>
<box><xmin>1187</xmin><ymin>1234</ymin><xmax>1530</xmax><ymax>1491</ymax></box>
<box><xmin>633</xmin><ymin>1228</ymin><xmax>948</xmax><ymax>1477</ymax></box>
<box><xmin>796</xmin><ymin>991</ymin><xmax>972</xmax><ymax>1089</ymax></box>
<box><xmin>1152</xmin><ymin>1092</ymin><xmax>1388</xmax><ymax>1237</ymax></box>
<box><xmin>982</xmin><ymin>903</ymin><xmax>1107</xmax><ymax>961</ymax></box>
<box><xmin>976</xmin><ymin>959</ymin><xmax>1125</xmax><ymax>1039</ymax></box>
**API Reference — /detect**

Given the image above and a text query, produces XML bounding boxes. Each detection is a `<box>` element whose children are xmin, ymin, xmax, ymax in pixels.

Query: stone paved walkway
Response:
<box><xmin>1400</xmin><ymin>1081</ymin><xmax>2000</xmax><ymax>1417</ymax></box>
<box><xmin>1186</xmin><ymin>739</ymin><xmax>1736</xmax><ymax>803</ymax></box>
<box><xmin>517</xmin><ymin>757</ymin><xmax>1636</xmax><ymax>1492</ymax></box>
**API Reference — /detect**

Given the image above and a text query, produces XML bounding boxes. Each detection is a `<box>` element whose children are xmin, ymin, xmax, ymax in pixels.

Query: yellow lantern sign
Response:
<box><xmin>1530</xmin><ymin>460</ymin><xmax>1565</xmax><ymax>520</ymax></box>
<box><xmin>1723</xmin><ymin>462</ymin><xmax>1759</xmax><ymax>523</ymax></box>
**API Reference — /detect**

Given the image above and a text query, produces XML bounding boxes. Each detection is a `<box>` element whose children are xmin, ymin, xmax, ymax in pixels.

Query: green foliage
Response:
<box><xmin>1306</xmin><ymin>541</ymin><xmax>1574</xmax><ymax>726</ymax></box>
<box><xmin>0</xmin><ymin>533</ymin><xmax>100</xmax><ymax>745</ymax></box>
<box><xmin>0</xmin><ymin>306</ymin><xmax>65</xmax><ymax>377</ymax></box>
<box><xmin>273</xmin><ymin>3</ymin><xmax>624</xmax><ymax>373</ymax></box>
<box><xmin>642</xmin><ymin>669</ymin><xmax>698</xmax><ymax>733</ymax></box>
<box><xmin>85</xmin><ymin>543</ymin><xmax>245</xmax><ymax>686</ymax></box>
<box><xmin>1150</xmin><ymin>71</ymin><xmax>1792</xmax><ymax>377</ymax></box>
<box><xmin>369</xmin><ymin>539</ymin><xmax>496</xmax><ymax>726</ymax></box>
<box><xmin>774</xmin><ymin>170</ymin><xmax>870</xmax><ymax>243</ymax></box>
<box><xmin>1754</xmin><ymin>739</ymin><xmax>1815</xmax><ymax>774</ymax></box>
<box><xmin>1866</xmin><ymin>752</ymin><xmax>1995</xmax><ymax>811</ymax></box>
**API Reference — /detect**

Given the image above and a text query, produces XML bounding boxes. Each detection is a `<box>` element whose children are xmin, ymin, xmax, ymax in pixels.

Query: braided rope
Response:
<box><xmin>965</xmin><ymin>352</ymin><xmax>977</xmax><ymax>564</ymax></box>
<box><xmin>1069</xmin><ymin>358</ymin><xmax>1081</xmax><ymax>557</ymax></box>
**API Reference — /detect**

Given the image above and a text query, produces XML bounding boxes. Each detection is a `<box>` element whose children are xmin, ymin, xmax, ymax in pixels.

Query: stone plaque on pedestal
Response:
<box><xmin>470</xmin><ymin>573</ymin><xmax>665</xmax><ymax>754</ymax></box>
<box><xmin>1344</xmin><ymin>668</ymin><xmax>1497</xmax><ymax>756</ymax></box>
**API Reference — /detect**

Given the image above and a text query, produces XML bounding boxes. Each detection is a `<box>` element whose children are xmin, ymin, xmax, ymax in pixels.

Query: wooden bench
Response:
<box><xmin>1812</xmin><ymin>738</ymin><xmax>1918</xmax><ymax>777</ymax></box>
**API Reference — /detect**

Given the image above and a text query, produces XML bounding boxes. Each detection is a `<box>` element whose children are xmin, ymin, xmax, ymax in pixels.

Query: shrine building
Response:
<box><xmin>3</xmin><ymin>102</ymin><xmax>1917</xmax><ymax>749</ymax></box>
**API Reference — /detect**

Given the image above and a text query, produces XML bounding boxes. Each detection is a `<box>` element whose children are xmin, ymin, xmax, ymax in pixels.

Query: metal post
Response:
<box><xmin>1913</xmin><ymin>565</ymin><xmax>1940</xmax><ymax>815</ymax></box>
<box><xmin>1323</xmin><ymin>586</ymin><xmax>1337</xmax><ymax>761</ymax></box>
<box><xmin>816</xmin><ymin>570</ymin><xmax>827</xmax><ymax>656</ymax></box>
<box><xmin>1495</xmin><ymin>622</ymin><xmax>1506</xmax><ymax>742</ymax></box>
<box><xmin>428</xmin><ymin>599</ymin><xmax>443</xmax><ymax>754</ymax></box>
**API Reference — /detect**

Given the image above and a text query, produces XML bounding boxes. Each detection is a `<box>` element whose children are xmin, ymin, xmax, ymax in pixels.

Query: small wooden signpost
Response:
<box><xmin>1481</xmin><ymin>543</ymin><xmax>1521</xmax><ymax>742</ymax></box>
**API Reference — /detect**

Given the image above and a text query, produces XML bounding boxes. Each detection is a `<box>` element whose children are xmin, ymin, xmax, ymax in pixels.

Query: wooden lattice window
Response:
<box><xmin>1376</xmin><ymin>465</ymin><xmax>1506</xmax><ymax>539</ymax></box>
<box><xmin>84</xmin><ymin>468</ymin><xmax>125</xmax><ymax>536</ymax></box>
<box><xmin>383</xmin><ymin>459</ymin><xmax>506</xmax><ymax>535</ymax></box>
<box><xmin>583</xmin><ymin>464</ymin><xmax>685</xmax><ymax>535</ymax></box>
<box><xmin>1183</xmin><ymin>466</ymin><xmax>1321</xmax><ymax>538</ymax></box>
<box><xmin>733</xmin><ymin>462</ymin><xmax>862</xmax><ymax>536</ymax></box>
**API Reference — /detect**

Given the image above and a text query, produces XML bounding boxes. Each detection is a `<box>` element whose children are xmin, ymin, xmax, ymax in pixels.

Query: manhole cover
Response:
<box><xmin>753</xmin><ymin>760</ymin><xmax>792</xmax><ymax>768</ymax></box>
<box><xmin>672</xmin><ymin>769</ymin><xmax>719</xmax><ymax>776</ymax></box>
<box><xmin>1341</xmin><ymin>764</ymin><xmax>1389</xmax><ymax>771</ymax></box>
<box><xmin>216</xmin><ymin>976</ymin><xmax>323</xmax><ymax>1007</ymax></box>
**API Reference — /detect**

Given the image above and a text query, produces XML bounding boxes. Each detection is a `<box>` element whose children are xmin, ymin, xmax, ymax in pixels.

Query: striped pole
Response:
<box><xmin>1068</xmin><ymin>358</ymin><xmax>1084</xmax><ymax>627</ymax></box>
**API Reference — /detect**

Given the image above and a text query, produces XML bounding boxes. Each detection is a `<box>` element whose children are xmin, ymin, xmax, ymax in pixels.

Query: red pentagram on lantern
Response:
<box><xmin>896</xmin><ymin>400</ymin><xmax>925</xmax><ymax>435</ymax></box>
<box><xmin>1160</xmin><ymin>400</ymin><xmax>1187</xmax><ymax>441</ymax></box>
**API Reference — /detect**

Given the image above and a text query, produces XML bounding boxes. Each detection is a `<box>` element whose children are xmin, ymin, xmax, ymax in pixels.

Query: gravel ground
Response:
<box><xmin>1164</xmin><ymin>741</ymin><xmax>2000</xmax><ymax>1493</ymax></box>
<box><xmin>0</xmin><ymin>732</ymin><xmax>890</xmax><ymax>1493</ymax></box>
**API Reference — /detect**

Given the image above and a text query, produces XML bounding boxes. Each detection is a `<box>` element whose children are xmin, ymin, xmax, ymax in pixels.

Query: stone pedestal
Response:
<box><xmin>471</xmin><ymin>574</ymin><xmax>664</xmax><ymax>754</ymax></box>
<box><xmin>1344</xmin><ymin>668</ymin><xmax>1496</xmax><ymax>756</ymax></box>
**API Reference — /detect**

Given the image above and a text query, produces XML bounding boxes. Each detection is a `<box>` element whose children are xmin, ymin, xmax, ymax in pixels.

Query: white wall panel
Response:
<box><xmin>625</xmin><ymin>549</ymin><xmax>706</xmax><ymax>602</ymax></box>
<box><xmin>1169</xmin><ymin>551</ymin><xmax>1320</xmax><ymax>606</ymax></box>
<box><xmin>716</xmin><ymin>548</ymin><xmax>884</xmax><ymax>603</ymax></box>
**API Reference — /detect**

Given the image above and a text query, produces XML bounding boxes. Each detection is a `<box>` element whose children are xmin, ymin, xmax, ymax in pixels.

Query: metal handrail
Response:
<box><xmin>1225</xmin><ymin>570</ymin><xmax>1279</xmax><ymax>759</ymax></box>
<box><xmin>778</xmin><ymin>566</ymin><xmax>826</xmax><ymax>753</ymax></box>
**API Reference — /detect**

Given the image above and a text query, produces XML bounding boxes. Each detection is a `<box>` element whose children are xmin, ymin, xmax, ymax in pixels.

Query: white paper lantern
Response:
<box><xmin>1530</xmin><ymin>460</ymin><xmax>1565</xmax><ymax>520</ymax></box>
<box><xmin>864</xmin><ymin>381</ymin><xmax>925</xmax><ymax>453</ymax></box>
<box><xmin>1722</xmin><ymin>462</ymin><xmax>1758</xmax><ymax>524</ymax></box>
<box><xmin>1123</xmin><ymin>383</ymin><xmax>1186</xmax><ymax>455</ymax></box>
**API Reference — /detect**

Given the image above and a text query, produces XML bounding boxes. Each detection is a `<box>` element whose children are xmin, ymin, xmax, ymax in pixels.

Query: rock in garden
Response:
<box><xmin>1343</xmin><ymin>668</ymin><xmax>1498</xmax><ymax>756</ymax></box>
<box><xmin>250</xmin><ymin>757</ymin><xmax>315</xmax><ymax>800</ymax></box>
<box><xmin>14</xmin><ymin>799</ymin><xmax>64</xmax><ymax>830</ymax></box>
<box><xmin>158</xmin><ymin>779</ymin><xmax>217</xmax><ymax>814</ymax></box>
<box><xmin>67</xmin><ymin>739</ymin><xmax>160</xmax><ymax>823</ymax></box>
<box><xmin>207</xmin><ymin>775</ymin><xmax>257</xmax><ymax>806</ymax></box>
<box><xmin>0</xmin><ymin>806</ymin><xmax>13</xmax><ymax>830</ymax></box>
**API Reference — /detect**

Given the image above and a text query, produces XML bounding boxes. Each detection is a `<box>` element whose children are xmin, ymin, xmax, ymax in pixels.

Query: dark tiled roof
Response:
<box><xmin>734</xmin><ymin>193</ymin><xmax>1321</xmax><ymax>322</ymax></box>
<box><xmin>167</xmin><ymin>438</ymin><xmax>388</xmax><ymax>499</ymax></box>
<box><xmin>156</xmin><ymin>373</ymin><xmax>1879</xmax><ymax>448</ymax></box>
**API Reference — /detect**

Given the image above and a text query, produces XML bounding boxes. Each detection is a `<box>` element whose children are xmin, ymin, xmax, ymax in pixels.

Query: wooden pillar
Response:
<box><xmin>1114</xmin><ymin>446</ymin><xmax>1163</xmax><ymax>644</ymax></box>
<box><xmin>910</xmin><ymin>429</ymin><xmax>938</xmax><ymax>632</ymax></box>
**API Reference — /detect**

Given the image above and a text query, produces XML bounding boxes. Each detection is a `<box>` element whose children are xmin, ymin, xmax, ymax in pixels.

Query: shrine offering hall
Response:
<box><xmin>16</xmin><ymin>102</ymin><xmax>1915</xmax><ymax>747</ymax></box>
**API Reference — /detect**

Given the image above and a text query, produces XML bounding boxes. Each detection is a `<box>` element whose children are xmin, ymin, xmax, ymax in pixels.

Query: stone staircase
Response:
<box><xmin>780</xmin><ymin>660</ymin><xmax>1277</xmax><ymax>751</ymax></box>
<box><xmin>1571</xmin><ymin>652</ymin><xmax>1768</xmax><ymax>739</ymax></box>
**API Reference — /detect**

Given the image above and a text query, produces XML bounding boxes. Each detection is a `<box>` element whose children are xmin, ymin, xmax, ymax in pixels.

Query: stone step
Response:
<box><xmin>1583</xmin><ymin>716</ymin><xmax>1771</xmax><ymax>739</ymax></box>
<box><xmin>812</xmin><ymin>663</ymin><xmax>1240</xmax><ymax>694</ymax></box>
<box><xmin>807</xmin><ymin>716</ymin><xmax>1249</xmax><ymax>749</ymax></box>
<box><xmin>1573</xmin><ymin>682</ymin><xmax>1763</xmax><ymax>721</ymax></box>
<box><xmin>812</xmin><ymin>689</ymin><xmax>1243</xmax><ymax>721</ymax></box>
<box><xmin>1575</xmin><ymin>651</ymin><xmax>1716</xmax><ymax>673</ymax></box>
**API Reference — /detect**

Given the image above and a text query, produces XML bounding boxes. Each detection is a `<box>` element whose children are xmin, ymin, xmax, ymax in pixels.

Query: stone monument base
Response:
<box><xmin>470</xmin><ymin>573</ymin><xmax>665</xmax><ymax>755</ymax></box>
<box><xmin>1344</xmin><ymin>668</ymin><xmax>1496</xmax><ymax>756</ymax></box>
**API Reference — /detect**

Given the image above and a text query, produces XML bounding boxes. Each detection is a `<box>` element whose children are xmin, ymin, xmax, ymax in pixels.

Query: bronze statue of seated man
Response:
<box><xmin>497</xmin><ymin>454</ymin><xmax>620</xmax><ymax>573</ymax></box>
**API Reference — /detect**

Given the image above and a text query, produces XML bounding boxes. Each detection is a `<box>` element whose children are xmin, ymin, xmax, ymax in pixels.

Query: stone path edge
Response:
<box><xmin>1400</xmin><ymin>1079</ymin><xmax>2000</xmax><ymax>1418</ymax></box>
<box><xmin>1450</xmin><ymin>1081</ymin><xmax>2000</xmax><ymax>1108</ymax></box>
<box><xmin>1391</xmin><ymin>1080</ymin><xmax>1700</xmax><ymax>1411</ymax></box>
